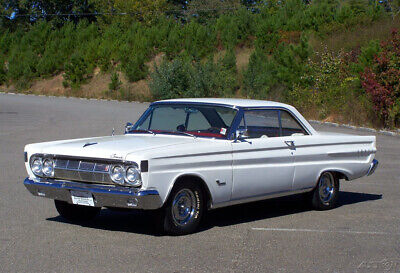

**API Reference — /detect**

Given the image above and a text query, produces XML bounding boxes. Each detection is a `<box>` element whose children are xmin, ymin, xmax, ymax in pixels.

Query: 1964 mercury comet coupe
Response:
<box><xmin>23</xmin><ymin>98</ymin><xmax>379</xmax><ymax>235</ymax></box>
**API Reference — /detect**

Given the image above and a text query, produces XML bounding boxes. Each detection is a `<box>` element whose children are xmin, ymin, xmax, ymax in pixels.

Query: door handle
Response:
<box><xmin>284</xmin><ymin>141</ymin><xmax>296</xmax><ymax>150</ymax></box>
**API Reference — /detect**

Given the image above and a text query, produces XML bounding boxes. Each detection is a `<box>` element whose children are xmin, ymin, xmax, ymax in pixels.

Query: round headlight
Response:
<box><xmin>111</xmin><ymin>165</ymin><xmax>125</xmax><ymax>184</ymax></box>
<box><xmin>31</xmin><ymin>158</ymin><xmax>42</xmax><ymax>176</ymax></box>
<box><xmin>42</xmin><ymin>158</ymin><xmax>54</xmax><ymax>177</ymax></box>
<box><xmin>125</xmin><ymin>167</ymin><xmax>141</xmax><ymax>186</ymax></box>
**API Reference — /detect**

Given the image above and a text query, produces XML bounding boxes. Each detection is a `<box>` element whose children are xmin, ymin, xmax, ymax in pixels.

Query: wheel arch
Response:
<box><xmin>165</xmin><ymin>174</ymin><xmax>213</xmax><ymax>209</ymax></box>
<box><xmin>314</xmin><ymin>168</ymin><xmax>349</xmax><ymax>188</ymax></box>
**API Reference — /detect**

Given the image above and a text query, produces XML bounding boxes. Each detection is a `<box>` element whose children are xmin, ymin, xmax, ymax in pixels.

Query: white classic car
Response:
<box><xmin>24</xmin><ymin>98</ymin><xmax>378</xmax><ymax>235</ymax></box>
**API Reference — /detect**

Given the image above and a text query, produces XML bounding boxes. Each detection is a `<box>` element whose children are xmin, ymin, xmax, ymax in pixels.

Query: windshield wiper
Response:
<box><xmin>142</xmin><ymin>129</ymin><xmax>156</xmax><ymax>135</ymax></box>
<box><xmin>130</xmin><ymin>129</ymin><xmax>156</xmax><ymax>135</ymax></box>
<box><xmin>173</xmin><ymin>131</ymin><xmax>196</xmax><ymax>138</ymax></box>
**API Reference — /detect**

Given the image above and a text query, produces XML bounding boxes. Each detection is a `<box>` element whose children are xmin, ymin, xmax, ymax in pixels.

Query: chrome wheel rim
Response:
<box><xmin>172</xmin><ymin>189</ymin><xmax>196</xmax><ymax>226</ymax></box>
<box><xmin>319</xmin><ymin>172</ymin><xmax>335</xmax><ymax>203</ymax></box>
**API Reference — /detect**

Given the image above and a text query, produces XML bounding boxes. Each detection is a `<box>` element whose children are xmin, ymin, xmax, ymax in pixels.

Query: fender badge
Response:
<box><xmin>83</xmin><ymin>142</ymin><xmax>97</xmax><ymax>148</ymax></box>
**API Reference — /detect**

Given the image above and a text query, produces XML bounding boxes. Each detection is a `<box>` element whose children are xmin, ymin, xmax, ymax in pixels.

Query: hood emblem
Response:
<box><xmin>110</xmin><ymin>153</ymin><xmax>123</xmax><ymax>159</ymax></box>
<box><xmin>83</xmin><ymin>142</ymin><xmax>98</xmax><ymax>148</ymax></box>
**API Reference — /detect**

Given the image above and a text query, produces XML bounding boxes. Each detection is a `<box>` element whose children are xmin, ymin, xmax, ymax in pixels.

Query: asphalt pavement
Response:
<box><xmin>0</xmin><ymin>93</ymin><xmax>399</xmax><ymax>273</ymax></box>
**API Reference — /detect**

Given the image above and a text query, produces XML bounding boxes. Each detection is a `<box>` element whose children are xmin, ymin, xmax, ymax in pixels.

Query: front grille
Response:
<box><xmin>54</xmin><ymin>159</ymin><xmax>113</xmax><ymax>184</ymax></box>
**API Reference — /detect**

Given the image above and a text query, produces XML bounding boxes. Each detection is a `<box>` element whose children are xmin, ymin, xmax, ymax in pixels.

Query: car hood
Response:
<box><xmin>27</xmin><ymin>134</ymin><xmax>196</xmax><ymax>160</ymax></box>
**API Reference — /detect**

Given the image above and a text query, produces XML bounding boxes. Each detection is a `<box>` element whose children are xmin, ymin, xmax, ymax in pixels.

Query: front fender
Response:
<box><xmin>163</xmin><ymin>172</ymin><xmax>214</xmax><ymax>207</ymax></box>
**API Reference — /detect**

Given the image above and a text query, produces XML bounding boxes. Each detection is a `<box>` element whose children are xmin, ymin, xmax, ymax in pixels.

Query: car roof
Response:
<box><xmin>153</xmin><ymin>98</ymin><xmax>291</xmax><ymax>108</ymax></box>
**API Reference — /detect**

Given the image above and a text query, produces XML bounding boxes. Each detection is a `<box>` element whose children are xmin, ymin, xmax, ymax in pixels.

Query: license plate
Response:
<box><xmin>70</xmin><ymin>190</ymin><xmax>95</xmax><ymax>207</ymax></box>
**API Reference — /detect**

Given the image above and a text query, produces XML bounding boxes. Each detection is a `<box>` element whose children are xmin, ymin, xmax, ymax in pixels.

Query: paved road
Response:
<box><xmin>1</xmin><ymin>93</ymin><xmax>399</xmax><ymax>273</ymax></box>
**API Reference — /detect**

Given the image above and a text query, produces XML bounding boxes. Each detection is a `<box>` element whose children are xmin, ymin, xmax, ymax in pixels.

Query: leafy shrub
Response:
<box><xmin>254</xmin><ymin>18</ymin><xmax>280</xmax><ymax>53</ymax></box>
<box><xmin>221</xmin><ymin>48</ymin><xmax>237</xmax><ymax>73</ymax></box>
<box><xmin>164</xmin><ymin>25</ymin><xmax>183</xmax><ymax>59</ymax></box>
<box><xmin>7</xmin><ymin>49</ymin><xmax>39</xmax><ymax>82</ymax></box>
<box><xmin>182</xmin><ymin>21</ymin><xmax>216</xmax><ymax>60</ymax></box>
<box><xmin>122</xmin><ymin>54</ymin><xmax>149</xmax><ymax>82</ymax></box>
<box><xmin>216</xmin><ymin>8</ymin><xmax>255</xmax><ymax>49</ymax></box>
<box><xmin>0</xmin><ymin>57</ymin><xmax>7</xmax><ymax>84</ymax></box>
<box><xmin>63</xmin><ymin>53</ymin><xmax>90</xmax><ymax>88</ymax></box>
<box><xmin>190</xmin><ymin>58</ymin><xmax>238</xmax><ymax>97</ymax></box>
<box><xmin>0</xmin><ymin>30</ymin><xmax>14</xmax><ymax>56</ymax></box>
<box><xmin>288</xmin><ymin>47</ymin><xmax>372</xmax><ymax>125</ymax></box>
<box><xmin>216</xmin><ymin>14</ymin><xmax>241</xmax><ymax>49</ymax></box>
<box><xmin>243</xmin><ymin>35</ymin><xmax>311</xmax><ymax>99</ymax></box>
<box><xmin>361</xmin><ymin>30</ymin><xmax>400</xmax><ymax>127</ymax></box>
<box><xmin>358</xmin><ymin>40</ymin><xmax>381</xmax><ymax>69</ymax></box>
<box><xmin>242</xmin><ymin>49</ymin><xmax>277</xmax><ymax>99</ymax></box>
<box><xmin>149</xmin><ymin>58</ymin><xmax>193</xmax><ymax>99</ymax></box>
<box><xmin>36</xmin><ymin>52</ymin><xmax>59</xmax><ymax>77</ymax></box>
<box><xmin>109</xmin><ymin>72</ymin><xmax>122</xmax><ymax>91</ymax></box>
<box><xmin>290</xmin><ymin>49</ymin><xmax>348</xmax><ymax>115</ymax></box>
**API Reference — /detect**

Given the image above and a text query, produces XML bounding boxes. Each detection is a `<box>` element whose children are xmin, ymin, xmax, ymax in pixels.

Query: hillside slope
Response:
<box><xmin>1</xmin><ymin>1</ymin><xmax>400</xmax><ymax>128</ymax></box>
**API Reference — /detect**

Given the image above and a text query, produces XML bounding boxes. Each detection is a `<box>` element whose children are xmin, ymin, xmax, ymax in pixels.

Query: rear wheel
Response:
<box><xmin>310</xmin><ymin>172</ymin><xmax>339</xmax><ymax>210</ymax></box>
<box><xmin>54</xmin><ymin>200</ymin><xmax>101</xmax><ymax>221</ymax></box>
<box><xmin>160</xmin><ymin>181</ymin><xmax>204</xmax><ymax>235</ymax></box>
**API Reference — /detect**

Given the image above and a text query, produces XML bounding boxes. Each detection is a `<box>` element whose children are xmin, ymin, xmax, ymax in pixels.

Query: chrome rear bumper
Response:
<box><xmin>367</xmin><ymin>159</ymin><xmax>379</xmax><ymax>176</ymax></box>
<box><xmin>23</xmin><ymin>177</ymin><xmax>162</xmax><ymax>209</ymax></box>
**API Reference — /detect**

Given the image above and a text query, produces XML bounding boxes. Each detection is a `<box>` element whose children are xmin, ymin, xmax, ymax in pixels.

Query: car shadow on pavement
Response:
<box><xmin>46</xmin><ymin>191</ymin><xmax>382</xmax><ymax>236</ymax></box>
<box><xmin>47</xmin><ymin>208</ymin><xmax>164</xmax><ymax>236</ymax></box>
<box><xmin>200</xmin><ymin>191</ymin><xmax>382</xmax><ymax>231</ymax></box>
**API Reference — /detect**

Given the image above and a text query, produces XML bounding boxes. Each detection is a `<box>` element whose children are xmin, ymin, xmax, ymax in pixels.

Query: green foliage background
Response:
<box><xmin>1</xmin><ymin>0</ymin><xmax>399</xmax><ymax>127</ymax></box>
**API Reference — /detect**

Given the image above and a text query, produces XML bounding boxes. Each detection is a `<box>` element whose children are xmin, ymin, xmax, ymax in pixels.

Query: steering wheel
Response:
<box><xmin>176</xmin><ymin>124</ymin><xmax>186</xmax><ymax>132</ymax></box>
<box><xmin>207</xmin><ymin>127</ymin><xmax>220</xmax><ymax>134</ymax></box>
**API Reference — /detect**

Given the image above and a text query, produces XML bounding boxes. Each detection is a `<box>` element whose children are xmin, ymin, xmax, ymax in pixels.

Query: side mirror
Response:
<box><xmin>235</xmin><ymin>128</ymin><xmax>248</xmax><ymax>140</ymax></box>
<box><xmin>125</xmin><ymin>122</ymin><xmax>133</xmax><ymax>134</ymax></box>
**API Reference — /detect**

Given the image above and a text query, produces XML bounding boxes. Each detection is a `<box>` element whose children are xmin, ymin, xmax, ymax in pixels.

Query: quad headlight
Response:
<box><xmin>31</xmin><ymin>158</ymin><xmax>43</xmax><ymax>176</ymax></box>
<box><xmin>110</xmin><ymin>165</ymin><xmax>125</xmax><ymax>185</ymax></box>
<box><xmin>125</xmin><ymin>166</ymin><xmax>141</xmax><ymax>187</ymax></box>
<box><xmin>110</xmin><ymin>164</ymin><xmax>142</xmax><ymax>187</ymax></box>
<box><xmin>30</xmin><ymin>157</ymin><xmax>54</xmax><ymax>177</ymax></box>
<box><xmin>42</xmin><ymin>158</ymin><xmax>54</xmax><ymax>177</ymax></box>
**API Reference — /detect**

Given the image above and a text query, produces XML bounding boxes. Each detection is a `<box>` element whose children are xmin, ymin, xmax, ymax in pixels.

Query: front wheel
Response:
<box><xmin>54</xmin><ymin>200</ymin><xmax>101</xmax><ymax>221</ymax></box>
<box><xmin>160</xmin><ymin>182</ymin><xmax>204</xmax><ymax>235</ymax></box>
<box><xmin>310</xmin><ymin>172</ymin><xmax>339</xmax><ymax>210</ymax></box>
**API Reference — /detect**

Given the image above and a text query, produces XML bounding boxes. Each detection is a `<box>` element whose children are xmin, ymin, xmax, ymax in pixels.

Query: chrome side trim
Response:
<box><xmin>367</xmin><ymin>159</ymin><xmax>379</xmax><ymax>176</ymax></box>
<box><xmin>210</xmin><ymin>188</ymin><xmax>313</xmax><ymax>209</ymax></box>
<box><xmin>23</xmin><ymin>177</ymin><xmax>162</xmax><ymax>210</ymax></box>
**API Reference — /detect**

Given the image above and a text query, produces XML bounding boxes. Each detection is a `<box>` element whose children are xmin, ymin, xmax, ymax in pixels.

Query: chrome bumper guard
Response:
<box><xmin>23</xmin><ymin>177</ymin><xmax>162</xmax><ymax>210</ymax></box>
<box><xmin>367</xmin><ymin>159</ymin><xmax>379</xmax><ymax>176</ymax></box>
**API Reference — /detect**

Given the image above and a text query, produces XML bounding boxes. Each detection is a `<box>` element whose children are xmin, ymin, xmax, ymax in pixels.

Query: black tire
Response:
<box><xmin>54</xmin><ymin>200</ymin><xmax>101</xmax><ymax>221</ymax></box>
<box><xmin>310</xmin><ymin>172</ymin><xmax>339</xmax><ymax>210</ymax></box>
<box><xmin>160</xmin><ymin>181</ymin><xmax>205</xmax><ymax>235</ymax></box>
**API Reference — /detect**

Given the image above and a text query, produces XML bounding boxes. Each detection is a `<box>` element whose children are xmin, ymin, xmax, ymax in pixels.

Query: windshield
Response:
<box><xmin>130</xmin><ymin>104</ymin><xmax>238</xmax><ymax>139</ymax></box>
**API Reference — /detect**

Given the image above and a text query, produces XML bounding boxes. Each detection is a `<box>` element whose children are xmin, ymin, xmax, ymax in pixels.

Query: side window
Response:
<box><xmin>243</xmin><ymin>110</ymin><xmax>280</xmax><ymax>138</ymax></box>
<box><xmin>216</xmin><ymin>108</ymin><xmax>236</xmax><ymax>127</ymax></box>
<box><xmin>280</xmin><ymin>111</ymin><xmax>308</xmax><ymax>136</ymax></box>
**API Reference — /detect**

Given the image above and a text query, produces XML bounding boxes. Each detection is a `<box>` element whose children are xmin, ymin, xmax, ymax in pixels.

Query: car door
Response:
<box><xmin>231</xmin><ymin>109</ymin><xmax>296</xmax><ymax>201</ymax></box>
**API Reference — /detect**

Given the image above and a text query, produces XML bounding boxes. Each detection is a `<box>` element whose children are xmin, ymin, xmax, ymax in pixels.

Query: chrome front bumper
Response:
<box><xmin>367</xmin><ymin>159</ymin><xmax>379</xmax><ymax>176</ymax></box>
<box><xmin>23</xmin><ymin>177</ymin><xmax>162</xmax><ymax>209</ymax></box>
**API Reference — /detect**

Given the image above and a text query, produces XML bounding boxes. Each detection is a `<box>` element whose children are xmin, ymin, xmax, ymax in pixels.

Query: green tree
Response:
<box><xmin>90</xmin><ymin>0</ymin><xmax>167</xmax><ymax>24</ymax></box>
<box><xmin>63</xmin><ymin>53</ymin><xmax>90</xmax><ymax>88</ymax></box>
<box><xmin>1</xmin><ymin>1</ymin><xmax>97</xmax><ymax>27</ymax></box>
